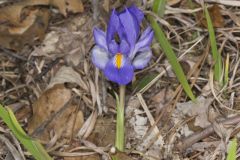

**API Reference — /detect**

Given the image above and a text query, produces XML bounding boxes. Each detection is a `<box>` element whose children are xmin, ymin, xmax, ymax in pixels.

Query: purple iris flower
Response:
<box><xmin>91</xmin><ymin>5</ymin><xmax>154</xmax><ymax>85</ymax></box>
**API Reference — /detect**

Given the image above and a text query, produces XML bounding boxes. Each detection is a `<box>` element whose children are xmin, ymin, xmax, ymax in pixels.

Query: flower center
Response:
<box><xmin>115</xmin><ymin>53</ymin><xmax>123</xmax><ymax>69</ymax></box>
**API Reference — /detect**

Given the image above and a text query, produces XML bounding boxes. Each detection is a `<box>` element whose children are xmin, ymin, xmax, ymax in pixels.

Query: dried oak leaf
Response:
<box><xmin>0</xmin><ymin>0</ymin><xmax>84</xmax><ymax>51</ymax></box>
<box><xmin>197</xmin><ymin>4</ymin><xmax>224</xmax><ymax>28</ymax></box>
<box><xmin>0</xmin><ymin>7</ymin><xmax>50</xmax><ymax>51</ymax></box>
<box><xmin>50</xmin><ymin>0</ymin><xmax>84</xmax><ymax>17</ymax></box>
<box><xmin>27</xmin><ymin>84</ymin><xmax>84</xmax><ymax>141</ymax></box>
<box><xmin>176</xmin><ymin>96</ymin><xmax>213</xmax><ymax>128</ymax></box>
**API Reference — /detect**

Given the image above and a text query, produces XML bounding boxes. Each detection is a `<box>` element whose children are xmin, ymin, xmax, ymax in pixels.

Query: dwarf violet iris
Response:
<box><xmin>91</xmin><ymin>5</ymin><xmax>153</xmax><ymax>153</ymax></box>
<box><xmin>92</xmin><ymin>5</ymin><xmax>154</xmax><ymax>85</ymax></box>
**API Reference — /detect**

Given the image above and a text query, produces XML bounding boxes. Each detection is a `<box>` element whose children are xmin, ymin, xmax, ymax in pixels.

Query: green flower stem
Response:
<box><xmin>115</xmin><ymin>85</ymin><xmax>126</xmax><ymax>151</ymax></box>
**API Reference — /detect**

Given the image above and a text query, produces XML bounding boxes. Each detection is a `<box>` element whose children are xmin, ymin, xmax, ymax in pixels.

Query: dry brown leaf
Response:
<box><xmin>27</xmin><ymin>84</ymin><xmax>84</xmax><ymax>141</ymax></box>
<box><xmin>86</xmin><ymin>117</ymin><xmax>115</xmax><ymax>147</ymax></box>
<box><xmin>176</xmin><ymin>96</ymin><xmax>213</xmax><ymax>128</ymax></box>
<box><xmin>48</xmin><ymin>66</ymin><xmax>88</xmax><ymax>91</ymax></box>
<box><xmin>77</xmin><ymin>110</ymin><xmax>98</xmax><ymax>139</ymax></box>
<box><xmin>0</xmin><ymin>8</ymin><xmax>49</xmax><ymax>51</ymax></box>
<box><xmin>0</xmin><ymin>0</ymin><xmax>84</xmax><ymax>50</ymax></box>
<box><xmin>50</xmin><ymin>0</ymin><xmax>84</xmax><ymax>16</ymax></box>
<box><xmin>197</xmin><ymin>4</ymin><xmax>225</xmax><ymax>28</ymax></box>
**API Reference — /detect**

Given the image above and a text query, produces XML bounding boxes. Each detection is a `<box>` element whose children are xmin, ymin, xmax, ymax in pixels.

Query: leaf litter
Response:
<box><xmin>1</xmin><ymin>0</ymin><xmax>240</xmax><ymax>160</ymax></box>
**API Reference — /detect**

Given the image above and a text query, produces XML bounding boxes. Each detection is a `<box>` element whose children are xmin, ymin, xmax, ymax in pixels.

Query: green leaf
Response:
<box><xmin>152</xmin><ymin>0</ymin><xmax>166</xmax><ymax>17</ymax></box>
<box><xmin>227</xmin><ymin>138</ymin><xmax>237</xmax><ymax>160</ymax></box>
<box><xmin>133</xmin><ymin>74</ymin><xmax>158</xmax><ymax>93</ymax></box>
<box><xmin>204</xmin><ymin>6</ymin><xmax>223</xmax><ymax>84</ymax></box>
<box><xmin>148</xmin><ymin>16</ymin><xmax>196</xmax><ymax>101</ymax></box>
<box><xmin>0</xmin><ymin>104</ymin><xmax>52</xmax><ymax>160</ymax></box>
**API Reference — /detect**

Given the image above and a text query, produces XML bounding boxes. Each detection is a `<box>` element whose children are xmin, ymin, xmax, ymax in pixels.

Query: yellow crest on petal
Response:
<box><xmin>115</xmin><ymin>53</ymin><xmax>123</xmax><ymax>69</ymax></box>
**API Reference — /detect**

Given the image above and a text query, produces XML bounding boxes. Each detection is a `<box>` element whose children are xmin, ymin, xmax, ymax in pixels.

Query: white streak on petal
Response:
<box><xmin>91</xmin><ymin>45</ymin><xmax>110</xmax><ymax>70</ymax></box>
<box><xmin>132</xmin><ymin>49</ymin><xmax>152</xmax><ymax>69</ymax></box>
<box><xmin>93</xmin><ymin>28</ymin><xmax>108</xmax><ymax>51</ymax></box>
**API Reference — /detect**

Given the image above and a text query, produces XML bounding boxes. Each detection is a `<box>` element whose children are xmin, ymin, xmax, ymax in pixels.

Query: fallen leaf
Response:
<box><xmin>48</xmin><ymin>66</ymin><xmax>88</xmax><ymax>91</ymax></box>
<box><xmin>50</xmin><ymin>0</ymin><xmax>84</xmax><ymax>16</ymax></box>
<box><xmin>0</xmin><ymin>8</ymin><xmax>50</xmax><ymax>51</ymax></box>
<box><xmin>0</xmin><ymin>0</ymin><xmax>84</xmax><ymax>51</ymax></box>
<box><xmin>87</xmin><ymin>116</ymin><xmax>115</xmax><ymax>146</ymax></box>
<box><xmin>197</xmin><ymin>4</ymin><xmax>224</xmax><ymax>28</ymax></box>
<box><xmin>27</xmin><ymin>84</ymin><xmax>84</xmax><ymax>141</ymax></box>
<box><xmin>176</xmin><ymin>96</ymin><xmax>213</xmax><ymax>128</ymax></box>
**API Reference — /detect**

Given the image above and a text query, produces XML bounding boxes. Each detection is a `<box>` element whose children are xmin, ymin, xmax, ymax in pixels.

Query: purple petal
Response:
<box><xmin>129</xmin><ymin>27</ymin><xmax>154</xmax><ymax>59</ymax></box>
<box><xmin>109</xmin><ymin>40</ymin><xmax>119</xmax><ymax>55</ymax></box>
<box><xmin>91</xmin><ymin>45</ymin><xmax>110</xmax><ymax>70</ymax></box>
<box><xmin>93</xmin><ymin>28</ymin><xmax>108</xmax><ymax>51</ymax></box>
<box><xmin>107</xmin><ymin>9</ymin><xmax>119</xmax><ymax>43</ymax></box>
<box><xmin>119</xmin><ymin>8</ymin><xmax>139</xmax><ymax>47</ymax></box>
<box><xmin>104</xmin><ymin>56</ymin><xmax>134</xmax><ymax>85</ymax></box>
<box><xmin>137</xmin><ymin>27</ymin><xmax>154</xmax><ymax>49</ymax></box>
<box><xmin>132</xmin><ymin>48</ymin><xmax>152</xmax><ymax>69</ymax></box>
<box><xmin>128</xmin><ymin>5</ymin><xmax>144</xmax><ymax>24</ymax></box>
<box><xmin>119</xmin><ymin>39</ymin><xmax>130</xmax><ymax>55</ymax></box>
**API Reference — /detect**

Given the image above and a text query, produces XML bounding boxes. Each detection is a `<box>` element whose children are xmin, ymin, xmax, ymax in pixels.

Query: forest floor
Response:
<box><xmin>0</xmin><ymin>0</ymin><xmax>240</xmax><ymax>159</ymax></box>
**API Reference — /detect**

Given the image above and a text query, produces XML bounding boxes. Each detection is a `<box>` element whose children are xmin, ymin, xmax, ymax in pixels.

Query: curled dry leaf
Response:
<box><xmin>86</xmin><ymin>117</ymin><xmax>115</xmax><ymax>147</ymax></box>
<box><xmin>32</xmin><ymin>14</ymin><xmax>94</xmax><ymax>67</ymax></box>
<box><xmin>77</xmin><ymin>110</ymin><xmax>98</xmax><ymax>139</ymax></box>
<box><xmin>27</xmin><ymin>84</ymin><xmax>84</xmax><ymax>141</ymax></box>
<box><xmin>197</xmin><ymin>4</ymin><xmax>225</xmax><ymax>28</ymax></box>
<box><xmin>176</xmin><ymin>96</ymin><xmax>213</xmax><ymax>128</ymax></box>
<box><xmin>48</xmin><ymin>66</ymin><xmax>88</xmax><ymax>91</ymax></box>
<box><xmin>0</xmin><ymin>8</ymin><xmax>50</xmax><ymax>51</ymax></box>
<box><xmin>0</xmin><ymin>0</ymin><xmax>84</xmax><ymax>51</ymax></box>
<box><xmin>50</xmin><ymin>0</ymin><xmax>84</xmax><ymax>17</ymax></box>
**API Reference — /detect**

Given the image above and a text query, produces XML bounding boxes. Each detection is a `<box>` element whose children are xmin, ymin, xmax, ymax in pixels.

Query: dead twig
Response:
<box><xmin>177</xmin><ymin>115</ymin><xmax>240</xmax><ymax>152</ymax></box>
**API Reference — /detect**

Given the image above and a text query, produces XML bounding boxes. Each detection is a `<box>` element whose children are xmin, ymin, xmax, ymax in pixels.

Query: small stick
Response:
<box><xmin>92</xmin><ymin>0</ymin><xmax>99</xmax><ymax>21</ymax></box>
<box><xmin>177</xmin><ymin>115</ymin><xmax>240</xmax><ymax>152</ymax></box>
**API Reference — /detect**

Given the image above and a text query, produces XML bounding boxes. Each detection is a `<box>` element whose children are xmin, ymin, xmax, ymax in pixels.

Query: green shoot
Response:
<box><xmin>153</xmin><ymin>0</ymin><xmax>166</xmax><ymax>17</ymax></box>
<box><xmin>115</xmin><ymin>86</ymin><xmax>125</xmax><ymax>151</ymax></box>
<box><xmin>148</xmin><ymin>0</ymin><xmax>196</xmax><ymax>101</ymax></box>
<box><xmin>0</xmin><ymin>104</ymin><xmax>52</xmax><ymax>160</ymax></box>
<box><xmin>227</xmin><ymin>138</ymin><xmax>237</xmax><ymax>160</ymax></box>
<box><xmin>205</xmin><ymin>6</ymin><xmax>223</xmax><ymax>84</ymax></box>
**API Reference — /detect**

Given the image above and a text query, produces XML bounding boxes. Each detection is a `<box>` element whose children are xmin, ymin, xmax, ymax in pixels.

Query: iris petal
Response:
<box><xmin>132</xmin><ymin>48</ymin><xmax>152</xmax><ymax>69</ymax></box>
<box><xmin>119</xmin><ymin>8</ymin><xmax>139</xmax><ymax>47</ymax></box>
<box><xmin>119</xmin><ymin>39</ymin><xmax>130</xmax><ymax>55</ymax></box>
<box><xmin>91</xmin><ymin>45</ymin><xmax>110</xmax><ymax>70</ymax></box>
<box><xmin>128</xmin><ymin>5</ymin><xmax>144</xmax><ymax>24</ymax></box>
<box><xmin>129</xmin><ymin>27</ymin><xmax>154</xmax><ymax>59</ymax></box>
<box><xmin>109</xmin><ymin>40</ymin><xmax>119</xmax><ymax>55</ymax></box>
<box><xmin>93</xmin><ymin>28</ymin><xmax>107</xmax><ymax>51</ymax></box>
<box><xmin>104</xmin><ymin>56</ymin><xmax>134</xmax><ymax>85</ymax></box>
<box><xmin>107</xmin><ymin>9</ymin><xmax>119</xmax><ymax>43</ymax></box>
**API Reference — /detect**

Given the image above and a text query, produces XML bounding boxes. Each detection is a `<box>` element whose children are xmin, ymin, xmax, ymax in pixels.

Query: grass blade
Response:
<box><xmin>204</xmin><ymin>6</ymin><xmax>223</xmax><ymax>84</ymax></box>
<box><xmin>152</xmin><ymin>0</ymin><xmax>166</xmax><ymax>17</ymax></box>
<box><xmin>0</xmin><ymin>104</ymin><xmax>52</xmax><ymax>160</ymax></box>
<box><xmin>132</xmin><ymin>74</ymin><xmax>158</xmax><ymax>93</ymax></box>
<box><xmin>227</xmin><ymin>138</ymin><xmax>237</xmax><ymax>160</ymax></box>
<box><xmin>148</xmin><ymin>3</ymin><xmax>196</xmax><ymax>101</ymax></box>
<box><xmin>149</xmin><ymin>0</ymin><xmax>196</xmax><ymax>101</ymax></box>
